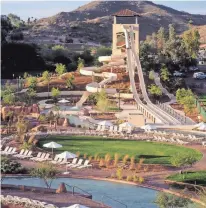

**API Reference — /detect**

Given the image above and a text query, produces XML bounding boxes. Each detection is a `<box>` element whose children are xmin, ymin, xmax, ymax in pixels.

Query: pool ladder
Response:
<box><xmin>101</xmin><ymin>194</ymin><xmax>127</xmax><ymax>208</ymax></box>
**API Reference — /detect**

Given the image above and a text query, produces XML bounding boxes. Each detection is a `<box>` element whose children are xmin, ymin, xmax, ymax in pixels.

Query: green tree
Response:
<box><xmin>16</xmin><ymin>117</ymin><xmax>29</xmax><ymax>143</ymax></box>
<box><xmin>157</xmin><ymin>27</ymin><xmax>166</xmax><ymax>51</ymax></box>
<box><xmin>168</xmin><ymin>24</ymin><xmax>176</xmax><ymax>42</ymax></box>
<box><xmin>51</xmin><ymin>87</ymin><xmax>60</xmax><ymax>103</ymax></box>
<box><xmin>26</xmin><ymin>88</ymin><xmax>37</xmax><ymax>104</ymax></box>
<box><xmin>155</xmin><ymin>192</ymin><xmax>191</xmax><ymax>208</ymax></box>
<box><xmin>160</xmin><ymin>65</ymin><xmax>171</xmax><ymax>82</ymax></box>
<box><xmin>8</xmin><ymin>13</ymin><xmax>23</xmax><ymax>28</ymax></box>
<box><xmin>149</xmin><ymin>71</ymin><xmax>154</xmax><ymax>80</ymax></box>
<box><xmin>183</xmin><ymin>28</ymin><xmax>200</xmax><ymax>58</ymax></box>
<box><xmin>183</xmin><ymin>96</ymin><xmax>195</xmax><ymax>115</ymax></box>
<box><xmin>26</xmin><ymin>76</ymin><xmax>37</xmax><ymax>90</ymax></box>
<box><xmin>148</xmin><ymin>84</ymin><xmax>162</xmax><ymax>98</ymax></box>
<box><xmin>2</xmin><ymin>93</ymin><xmax>15</xmax><ymax>105</ymax></box>
<box><xmin>55</xmin><ymin>63</ymin><xmax>66</xmax><ymax>76</ymax></box>
<box><xmin>66</xmin><ymin>74</ymin><xmax>74</xmax><ymax>90</ymax></box>
<box><xmin>42</xmin><ymin>70</ymin><xmax>52</xmax><ymax>98</ymax></box>
<box><xmin>30</xmin><ymin>163</ymin><xmax>58</xmax><ymax>189</ymax></box>
<box><xmin>176</xmin><ymin>88</ymin><xmax>193</xmax><ymax>105</ymax></box>
<box><xmin>77</xmin><ymin>57</ymin><xmax>85</xmax><ymax>71</ymax></box>
<box><xmin>96</xmin><ymin>90</ymin><xmax>112</xmax><ymax>112</ymax></box>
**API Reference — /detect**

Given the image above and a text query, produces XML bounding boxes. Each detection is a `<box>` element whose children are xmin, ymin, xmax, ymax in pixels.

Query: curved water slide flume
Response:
<box><xmin>76</xmin><ymin>57</ymin><xmax>125</xmax><ymax>107</ymax></box>
<box><xmin>123</xmin><ymin>25</ymin><xmax>181</xmax><ymax>125</ymax></box>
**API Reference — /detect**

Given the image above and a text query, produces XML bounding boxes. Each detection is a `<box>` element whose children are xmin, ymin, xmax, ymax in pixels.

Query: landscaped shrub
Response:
<box><xmin>99</xmin><ymin>158</ymin><xmax>105</xmax><ymax>168</ymax></box>
<box><xmin>126</xmin><ymin>175</ymin><xmax>133</xmax><ymax>182</ymax></box>
<box><xmin>116</xmin><ymin>168</ymin><xmax>123</xmax><ymax>180</ymax></box>
<box><xmin>76</xmin><ymin>151</ymin><xmax>80</xmax><ymax>157</ymax></box>
<box><xmin>129</xmin><ymin>156</ymin><xmax>136</xmax><ymax>170</ymax></box>
<box><xmin>1</xmin><ymin>157</ymin><xmax>26</xmax><ymax>174</ymax></box>
<box><xmin>136</xmin><ymin>158</ymin><xmax>145</xmax><ymax>172</ymax></box>
<box><xmin>114</xmin><ymin>153</ymin><xmax>120</xmax><ymax>167</ymax></box>
<box><xmin>133</xmin><ymin>175</ymin><xmax>139</xmax><ymax>183</ymax></box>
<box><xmin>88</xmin><ymin>156</ymin><xmax>93</xmax><ymax>162</ymax></box>
<box><xmin>83</xmin><ymin>153</ymin><xmax>87</xmax><ymax>159</ymax></box>
<box><xmin>105</xmin><ymin>153</ymin><xmax>111</xmax><ymax>167</ymax></box>
<box><xmin>139</xmin><ymin>176</ymin><xmax>145</xmax><ymax>184</ymax></box>
<box><xmin>20</xmin><ymin>142</ymin><xmax>32</xmax><ymax>150</ymax></box>
<box><xmin>123</xmin><ymin>154</ymin><xmax>129</xmax><ymax>164</ymax></box>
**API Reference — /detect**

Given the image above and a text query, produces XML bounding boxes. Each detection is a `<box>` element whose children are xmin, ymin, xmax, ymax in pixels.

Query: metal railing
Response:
<box><xmin>65</xmin><ymin>183</ymin><xmax>92</xmax><ymax>199</ymax></box>
<box><xmin>101</xmin><ymin>194</ymin><xmax>127</xmax><ymax>208</ymax></box>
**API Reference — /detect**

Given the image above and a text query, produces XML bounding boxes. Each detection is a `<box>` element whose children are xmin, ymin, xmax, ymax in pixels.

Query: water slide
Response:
<box><xmin>123</xmin><ymin>25</ymin><xmax>182</xmax><ymax>125</ymax></box>
<box><xmin>76</xmin><ymin>58</ymin><xmax>125</xmax><ymax>107</ymax></box>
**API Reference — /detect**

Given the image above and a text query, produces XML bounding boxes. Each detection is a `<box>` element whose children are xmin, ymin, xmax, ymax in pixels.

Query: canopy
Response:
<box><xmin>119</xmin><ymin>122</ymin><xmax>135</xmax><ymax>128</ymax></box>
<box><xmin>43</xmin><ymin>142</ymin><xmax>63</xmax><ymax>149</ymax></box>
<box><xmin>57</xmin><ymin>151</ymin><xmax>76</xmax><ymax>159</ymax></box>
<box><xmin>141</xmin><ymin>124</ymin><xmax>156</xmax><ymax>130</ymax></box>
<box><xmin>194</xmin><ymin>122</ymin><xmax>205</xmax><ymax>128</ymax></box>
<box><xmin>67</xmin><ymin>204</ymin><xmax>90</xmax><ymax>208</ymax></box>
<box><xmin>98</xmin><ymin>120</ymin><xmax>113</xmax><ymax>126</ymax></box>
<box><xmin>58</xmin><ymin>98</ymin><xmax>70</xmax><ymax>103</ymax></box>
<box><xmin>198</xmin><ymin>123</ymin><xmax>206</xmax><ymax>130</ymax></box>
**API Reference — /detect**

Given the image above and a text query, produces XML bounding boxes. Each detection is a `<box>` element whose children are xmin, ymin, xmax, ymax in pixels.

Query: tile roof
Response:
<box><xmin>113</xmin><ymin>9</ymin><xmax>140</xmax><ymax>17</ymax></box>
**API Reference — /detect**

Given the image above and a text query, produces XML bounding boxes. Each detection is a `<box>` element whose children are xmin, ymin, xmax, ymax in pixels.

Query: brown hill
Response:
<box><xmin>23</xmin><ymin>1</ymin><xmax>206</xmax><ymax>45</ymax></box>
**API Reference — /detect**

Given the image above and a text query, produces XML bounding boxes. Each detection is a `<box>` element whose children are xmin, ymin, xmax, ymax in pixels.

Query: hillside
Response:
<box><xmin>19</xmin><ymin>1</ymin><xmax>206</xmax><ymax>45</ymax></box>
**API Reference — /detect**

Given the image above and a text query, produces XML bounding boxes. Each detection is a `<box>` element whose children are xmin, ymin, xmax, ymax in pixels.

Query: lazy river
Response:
<box><xmin>2</xmin><ymin>177</ymin><xmax>195</xmax><ymax>208</ymax></box>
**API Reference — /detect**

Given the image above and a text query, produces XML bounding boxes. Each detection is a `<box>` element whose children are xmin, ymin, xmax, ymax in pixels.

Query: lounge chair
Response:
<box><xmin>17</xmin><ymin>150</ymin><xmax>29</xmax><ymax>158</ymax></box>
<box><xmin>38</xmin><ymin>153</ymin><xmax>52</xmax><ymax>162</ymax></box>
<box><xmin>50</xmin><ymin>155</ymin><xmax>59</xmax><ymax>164</ymax></box>
<box><xmin>35</xmin><ymin>153</ymin><xmax>46</xmax><ymax>161</ymax></box>
<box><xmin>59</xmin><ymin>158</ymin><xmax>68</xmax><ymax>165</ymax></box>
<box><xmin>30</xmin><ymin>152</ymin><xmax>42</xmax><ymax>161</ymax></box>
<box><xmin>1</xmin><ymin>147</ymin><xmax>12</xmax><ymax>155</ymax></box>
<box><xmin>13</xmin><ymin>149</ymin><xmax>25</xmax><ymax>158</ymax></box>
<box><xmin>70</xmin><ymin>159</ymin><xmax>84</xmax><ymax>168</ymax></box>
<box><xmin>96</xmin><ymin>125</ymin><xmax>101</xmax><ymax>131</ymax></box>
<box><xmin>77</xmin><ymin>160</ymin><xmax>92</xmax><ymax>169</ymax></box>
<box><xmin>6</xmin><ymin>147</ymin><xmax>17</xmax><ymax>155</ymax></box>
<box><xmin>66</xmin><ymin>158</ymin><xmax>78</xmax><ymax>167</ymax></box>
<box><xmin>21</xmin><ymin>151</ymin><xmax>33</xmax><ymax>159</ymax></box>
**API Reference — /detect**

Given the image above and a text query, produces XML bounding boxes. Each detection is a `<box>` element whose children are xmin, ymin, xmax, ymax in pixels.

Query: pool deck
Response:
<box><xmin>1</xmin><ymin>187</ymin><xmax>109</xmax><ymax>208</ymax></box>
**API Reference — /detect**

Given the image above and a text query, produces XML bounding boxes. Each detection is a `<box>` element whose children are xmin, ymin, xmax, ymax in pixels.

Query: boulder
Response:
<box><xmin>56</xmin><ymin>183</ymin><xmax>67</xmax><ymax>193</ymax></box>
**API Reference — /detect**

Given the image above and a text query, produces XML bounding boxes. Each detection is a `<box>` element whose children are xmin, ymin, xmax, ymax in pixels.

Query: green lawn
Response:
<box><xmin>38</xmin><ymin>136</ymin><xmax>202</xmax><ymax>165</ymax></box>
<box><xmin>167</xmin><ymin>171</ymin><xmax>206</xmax><ymax>186</ymax></box>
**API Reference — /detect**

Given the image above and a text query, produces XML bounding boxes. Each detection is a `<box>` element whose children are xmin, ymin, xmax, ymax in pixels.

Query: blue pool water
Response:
<box><xmin>2</xmin><ymin>177</ymin><xmax>195</xmax><ymax>208</ymax></box>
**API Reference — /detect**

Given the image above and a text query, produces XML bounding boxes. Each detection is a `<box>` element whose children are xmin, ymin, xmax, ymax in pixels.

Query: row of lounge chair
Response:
<box><xmin>67</xmin><ymin>158</ymin><xmax>92</xmax><ymax>169</ymax></box>
<box><xmin>153</xmin><ymin>136</ymin><xmax>189</xmax><ymax>145</ymax></box>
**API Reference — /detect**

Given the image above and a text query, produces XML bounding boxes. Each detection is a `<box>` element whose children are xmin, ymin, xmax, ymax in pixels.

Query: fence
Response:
<box><xmin>195</xmin><ymin>98</ymin><xmax>206</xmax><ymax>122</ymax></box>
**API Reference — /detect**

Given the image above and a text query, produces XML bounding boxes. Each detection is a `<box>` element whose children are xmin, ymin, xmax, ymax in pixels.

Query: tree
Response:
<box><xmin>16</xmin><ymin>117</ymin><xmax>29</xmax><ymax>143</ymax></box>
<box><xmin>30</xmin><ymin>163</ymin><xmax>58</xmax><ymax>189</ymax></box>
<box><xmin>155</xmin><ymin>192</ymin><xmax>191</xmax><ymax>208</ymax></box>
<box><xmin>26</xmin><ymin>76</ymin><xmax>37</xmax><ymax>90</ymax></box>
<box><xmin>176</xmin><ymin>88</ymin><xmax>193</xmax><ymax>105</ymax></box>
<box><xmin>149</xmin><ymin>71</ymin><xmax>154</xmax><ymax>80</ymax></box>
<box><xmin>55</xmin><ymin>63</ymin><xmax>66</xmax><ymax>76</ymax></box>
<box><xmin>168</xmin><ymin>24</ymin><xmax>176</xmax><ymax>42</ymax></box>
<box><xmin>183</xmin><ymin>95</ymin><xmax>195</xmax><ymax>115</ymax></box>
<box><xmin>170</xmin><ymin>154</ymin><xmax>198</xmax><ymax>168</ymax></box>
<box><xmin>51</xmin><ymin>87</ymin><xmax>60</xmax><ymax>103</ymax></box>
<box><xmin>2</xmin><ymin>93</ymin><xmax>15</xmax><ymax>105</ymax></box>
<box><xmin>183</xmin><ymin>28</ymin><xmax>200</xmax><ymax>58</ymax></box>
<box><xmin>77</xmin><ymin>57</ymin><xmax>85</xmax><ymax>71</ymax></box>
<box><xmin>157</xmin><ymin>27</ymin><xmax>166</xmax><ymax>51</ymax></box>
<box><xmin>148</xmin><ymin>84</ymin><xmax>162</xmax><ymax>98</ymax></box>
<box><xmin>8</xmin><ymin>13</ymin><xmax>23</xmax><ymax>28</ymax></box>
<box><xmin>65</xmin><ymin>74</ymin><xmax>74</xmax><ymax>90</ymax></box>
<box><xmin>42</xmin><ymin>70</ymin><xmax>52</xmax><ymax>98</ymax></box>
<box><xmin>96</xmin><ymin>90</ymin><xmax>113</xmax><ymax>112</ymax></box>
<box><xmin>26</xmin><ymin>88</ymin><xmax>37</xmax><ymax>104</ymax></box>
<box><xmin>160</xmin><ymin>65</ymin><xmax>171</xmax><ymax>82</ymax></box>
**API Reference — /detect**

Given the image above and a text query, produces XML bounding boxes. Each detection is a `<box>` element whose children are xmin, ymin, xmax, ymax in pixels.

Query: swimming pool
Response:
<box><xmin>2</xmin><ymin>177</ymin><xmax>195</xmax><ymax>208</ymax></box>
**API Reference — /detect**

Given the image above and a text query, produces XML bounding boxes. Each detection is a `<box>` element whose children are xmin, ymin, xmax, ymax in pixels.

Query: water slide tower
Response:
<box><xmin>112</xmin><ymin>9</ymin><xmax>140</xmax><ymax>56</ymax></box>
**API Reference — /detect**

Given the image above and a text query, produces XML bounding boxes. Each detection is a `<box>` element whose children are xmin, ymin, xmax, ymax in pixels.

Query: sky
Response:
<box><xmin>1</xmin><ymin>1</ymin><xmax>206</xmax><ymax>20</ymax></box>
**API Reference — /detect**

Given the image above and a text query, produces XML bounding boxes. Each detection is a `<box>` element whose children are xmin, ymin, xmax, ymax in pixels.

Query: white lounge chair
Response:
<box><xmin>21</xmin><ymin>151</ymin><xmax>33</xmax><ymax>159</ymax></box>
<box><xmin>17</xmin><ymin>150</ymin><xmax>29</xmax><ymax>158</ymax></box>
<box><xmin>66</xmin><ymin>158</ymin><xmax>78</xmax><ymax>167</ymax></box>
<box><xmin>39</xmin><ymin>153</ymin><xmax>51</xmax><ymax>162</ymax></box>
<box><xmin>69</xmin><ymin>159</ymin><xmax>83</xmax><ymax>168</ymax></box>
<box><xmin>50</xmin><ymin>155</ymin><xmax>60</xmax><ymax>164</ymax></box>
<box><xmin>30</xmin><ymin>152</ymin><xmax>42</xmax><ymax>161</ymax></box>
<box><xmin>35</xmin><ymin>153</ymin><xmax>46</xmax><ymax>161</ymax></box>
<box><xmin>6</xmin><ymin>147</ymin><xmax>17</xmax><ymax>155</ymax></box>
<box><xmin>13</xmin><ymin>149</ymin><xmax>25</xmax><ymax>158</ymax></box>
<box><xmin>1</xmin><ymin>146</ymin><xmax>11</xmax><ymax>155</ymax></box>
<box><xmin>77</xmin><ymin>160</ymin><xmax>92</xmax><ymax>169</ymax></box>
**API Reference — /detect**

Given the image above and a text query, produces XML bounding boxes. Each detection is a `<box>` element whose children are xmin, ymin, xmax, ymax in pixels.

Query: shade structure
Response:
<box><xmin>141</xmin><ymin>124</ymin><xmax>156</xmax><ymax>130</ymax></box>
<box><xmin>67</xmin><ymin>204</ymin><xmax>90</xmax><ymax>208</ymax></box>
<box><xmin>43</xmin><ymin>142</ymin><xmax>62</xmax><ymax>155</ymax></box>
<box><xmin>194</xmin><ymin>122</ymin><xmax>205</xmax><ymax>128</ymax></box>
<box><xmin>58</xmin><ymin>98</ymin><xmax>70</xmax><ymax>103</ymax></box>
<box><xmin>119</xmin><ymin>122</ymin><xmax>135</xmax><ymax>128</ymax></box>
<box><xmin>98</xmin><ymin>120</ymin><xmax>113</xmax><ymax>126</ymax></box>
<box><xmin>198</xmin><ymin>123</ymin><xmax>206</xmax><ymax>130</ymax></box>
<box><xmin>57</xmin><ymin>151</ymin><xmax>77</xmax><ymax>159</ymax></box>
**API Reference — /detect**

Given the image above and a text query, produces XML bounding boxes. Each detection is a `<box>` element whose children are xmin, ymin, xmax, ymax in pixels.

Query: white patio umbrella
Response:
<box><xmin>43</xmin><ymin>142</ymin><xmax>62</xmax><ymax>155</ymax></box>
<box><xmin>98</xmin><ymin>120</ymin><xmax>113</xmax><ymax>126</ymax></box>
<box><xmin>67</xmin><ymin>204</ymin><xmax>90</xmax><ymax>208</ymax></box>
<box><xmin>141</xmin><ymin>124</ymin><xmax>156</xmax><ymax>130</ymax></box>
<box><xmin>58</xmin><ymin>98</ymin><xmax>70</xmax><ymax>103</ymax></box>
<box><xmin>119</xmin><ymin>122</ymin><xmax>135</xmax><ymax>128</ymax></box>
<box><xmin>57</xmin><ymin>151</ymin><xmax>77</xmax><ymax>174</ymax></box>
<box><xmin>198</xmin><ymin>123</ymin><xmax>206</xmax><ymax>131</ymax></box>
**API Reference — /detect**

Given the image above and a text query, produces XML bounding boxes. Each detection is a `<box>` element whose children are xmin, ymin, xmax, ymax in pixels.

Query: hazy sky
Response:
<box><xmin>1</xmin><ymin>1</ymin><xmax>206</xmax><ymax>20</ymax></box>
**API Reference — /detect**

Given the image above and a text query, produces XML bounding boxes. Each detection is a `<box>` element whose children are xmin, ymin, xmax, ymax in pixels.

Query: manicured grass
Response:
<box><xmin>167</xmin><ymin>171</ymin><xmax>206</xmax><ymax>186</ymax></box>
<box><xmin>38</xmin><ymin>136</ymin><xmax>202</xmax><ymax>165</ymax></box>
